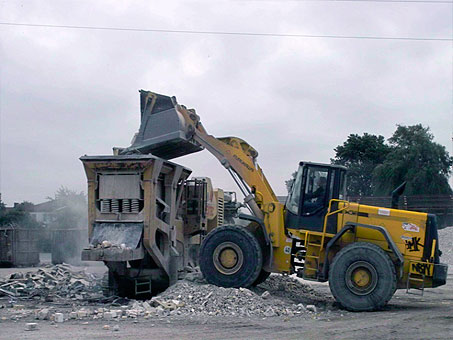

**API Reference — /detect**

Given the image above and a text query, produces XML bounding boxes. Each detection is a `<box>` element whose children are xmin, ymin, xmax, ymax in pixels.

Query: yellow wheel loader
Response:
<box><xmin>116</xmin><ymin>90</ymin><xmax>447</xmax><ymax>311</ymax></box>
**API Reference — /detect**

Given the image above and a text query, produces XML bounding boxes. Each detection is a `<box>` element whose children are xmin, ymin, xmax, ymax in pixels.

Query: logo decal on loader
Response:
<box><xmin>233</xmin><ymin>155</ymin><xmax>254</xmax><ymax>172</ymax></box>
<box><xmin>402</xmin><ymin>223</ymin><xmax>420</xmax><ymax>233</ymax></box>
<box><xmin>405</xmin><ymin>237</ymin><xmax>423</xmax><ymax>252</ymax></box>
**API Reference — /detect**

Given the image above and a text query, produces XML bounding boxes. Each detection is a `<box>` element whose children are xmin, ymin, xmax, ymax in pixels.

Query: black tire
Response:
<box><xmin>199</xmin><ymin>225</ymin><xmax>263</xmax><ymax>288</ymax></box>
<box><xmin>252</xmin><ymin>269</ymin><xmax>271</xmax><ymax>286</ymax></box>
<box><xmin>329</xmin><ymin>242</ymin><xmax>397</xmax><ymax>312</ymax></box>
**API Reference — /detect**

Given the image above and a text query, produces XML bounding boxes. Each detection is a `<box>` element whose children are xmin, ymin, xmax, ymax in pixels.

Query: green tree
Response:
<box><xmin>373</xmin><ymin>124</ymin><xmax>453</xmax><ymax>195</ymax></box>
<box><xmin>0</xmin><ymin>201</ymin><xmax>40</xmax><ymax>228</ymax></box>
<box><xmin>331</xmin><ymin>133</ymin><xmax>390</xmax><ymax>196</ymax></box>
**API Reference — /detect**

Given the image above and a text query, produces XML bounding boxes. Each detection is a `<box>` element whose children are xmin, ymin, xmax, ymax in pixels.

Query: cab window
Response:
<box><xmin>286</xmin><ymin>167</ymin><xmax>303</xmax><ymax>215</ymax></box>
<box><xmin>302</xmin><ymin>168</ymin><xmax>328</xmax><ymax>215</ymax></box>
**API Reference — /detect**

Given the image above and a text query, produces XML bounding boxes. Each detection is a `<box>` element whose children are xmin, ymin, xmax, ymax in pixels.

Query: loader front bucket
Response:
<box><xmin>121</xmin><ymin>90</ymin><xmax>203</xmax><ymax>159</ymax></box>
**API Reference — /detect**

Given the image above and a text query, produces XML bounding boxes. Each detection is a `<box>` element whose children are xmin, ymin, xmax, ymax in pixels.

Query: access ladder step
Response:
<box><xmin>135</xmin><ymin>278</ymin><xmax>152</xmax><ymax>295</ymax></box>
<box><xmin>406</xmin><ymin>273</ymin><xmax>425</xmax><ymax>296</ymax></box>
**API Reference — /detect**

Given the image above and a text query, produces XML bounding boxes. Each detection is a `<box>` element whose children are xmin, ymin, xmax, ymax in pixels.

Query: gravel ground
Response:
<box><xmin>0</xmin><ymin>228</ymin><xmax>452</xmax><ymax>339</ymax></box>
<box><xmin>1</xmin><ymin>274</ymin><xmax>453</xmax><ymax>340</ymax></box>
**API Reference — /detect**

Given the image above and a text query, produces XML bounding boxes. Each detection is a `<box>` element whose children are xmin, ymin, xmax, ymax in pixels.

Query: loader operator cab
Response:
<box><xmin>285</xmin><ymin>162</ymin><xmax>347</xmax><ymax>234</ymax></box>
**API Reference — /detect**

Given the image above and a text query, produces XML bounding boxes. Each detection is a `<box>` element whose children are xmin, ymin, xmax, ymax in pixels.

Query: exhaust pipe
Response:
<box><xmin>391</xmin><ymin>181</ymin><xmax>407</xmax><ymax>209</ymax></box>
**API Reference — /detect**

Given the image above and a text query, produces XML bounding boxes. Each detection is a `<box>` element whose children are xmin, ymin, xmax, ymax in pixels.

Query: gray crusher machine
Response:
<box><xmin>80</xmin><ymin>91</ymin><xmax>229</xmax><ymax>297</ymax></box>
<box><xmin>80</xmin><ymin>155</ymin><xmax>214</xmax><ymax>296</ymax></box>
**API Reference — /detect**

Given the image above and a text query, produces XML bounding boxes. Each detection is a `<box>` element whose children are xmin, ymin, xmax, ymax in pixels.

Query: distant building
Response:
<box><xmin>29</xmin><ymin>201</ymin><xmax>59</xmax><ymax>227</ymax></box>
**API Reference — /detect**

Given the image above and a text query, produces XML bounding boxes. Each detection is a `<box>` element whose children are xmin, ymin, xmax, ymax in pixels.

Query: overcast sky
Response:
<box><xmin>0</xmin><ymin>0</ymin><xmax>452</xmax><ymax>205</ymax></box>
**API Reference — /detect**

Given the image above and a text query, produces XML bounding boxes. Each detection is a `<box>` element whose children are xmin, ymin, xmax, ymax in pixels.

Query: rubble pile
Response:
<box><xmin>22</xmin><ymin>276</ymin><xmax>322</xmax><ymax>322</ymax></box>
<box><xmin>146</xmin><ymin>275</ymin><xmax>322</xmax><ymax>318</ymax></box>
<box><xmin>0</xmin><ymin>267</ymin><xmax>329</xmax><ymax>322</ymax></box>
<box><xmin>0</xmin><ymin>264</ymin><xmax>101</xmax><ymax>299</ymax></box>
<box><xmin>53</xmin><ymin>276</ymin><xmax>319</xmax><ymax>320</ymax></box>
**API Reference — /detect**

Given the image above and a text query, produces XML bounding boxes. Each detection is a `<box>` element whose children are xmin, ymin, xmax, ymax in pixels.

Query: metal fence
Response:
<box><xmin>0</xmin><ymin>227</ymin><xmax>40</xmax><ymax>266</ymax></box>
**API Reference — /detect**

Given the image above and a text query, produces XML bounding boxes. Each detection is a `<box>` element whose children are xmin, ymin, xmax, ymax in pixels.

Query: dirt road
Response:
<box><xmin>1</xmin><ymin>264</ymin><xmax>452</xmax><ymax>340</ymax></box>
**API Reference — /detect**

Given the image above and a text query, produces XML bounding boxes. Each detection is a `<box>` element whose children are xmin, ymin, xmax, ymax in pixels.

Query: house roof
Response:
<box><xmin>31</xmin><ymin>200</ymin><xmax>60</xmax><ymax>213</ymax></box>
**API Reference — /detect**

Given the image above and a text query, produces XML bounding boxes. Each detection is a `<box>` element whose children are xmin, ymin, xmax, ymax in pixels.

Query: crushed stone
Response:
<box><xmin>150</xmin><ymin>274</ymin><xmax>330</xmax><ymax>318</ymax></box>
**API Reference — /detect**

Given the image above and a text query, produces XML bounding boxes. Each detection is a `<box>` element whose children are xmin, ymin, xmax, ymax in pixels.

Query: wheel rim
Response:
<box><xmin>345</xmin><ymin>261</ymin><xmax>378</xmax><ymax>295</ymax></box>
<box><xmin>213</xmin><ymin>242</ymin><xmax>244</xmax><ymax>275</ymax></box>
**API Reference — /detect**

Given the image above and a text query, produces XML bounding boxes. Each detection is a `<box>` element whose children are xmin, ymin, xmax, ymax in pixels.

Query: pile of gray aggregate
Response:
<box><xmin>439</xmin><ymin>227</ymin><xmax>453</xmax><ymax>265</ymax></box>
<box><xmin>152</xmin><ymin>274</ymin><xmax>329</xmax><ymax>318</ymax></box>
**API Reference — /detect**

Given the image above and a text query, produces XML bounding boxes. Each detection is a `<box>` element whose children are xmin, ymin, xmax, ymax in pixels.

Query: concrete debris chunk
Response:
<box><xmin>101</xmin><ymin>240</ymin><xmax>112</xmax><ymax>248</ymax></box>
<box><xmin>261</xmin><ymin>291</ymin><xmax>271</xmax><ymax>299</ymax></box>
<box><xmin>156</xmin><ymin>306</ymin><xmax>166</xmax><ymax>317</ymax></box>
<box><xmin>103</xmin><ymin>312</ymin><xmax>114</xmax><ymax>320</ymax></box>
<box><xmin>25</xmin><ymin>323</ymin><xmax>38</xmax><ymax>331</ymax></box>
<box><xmin>296</xmin><ymin>303</ymin><xmax>307</xmax><ymax>311</ymax></box>
<box><xmin>142</xmin><ymin>301</ymin><xmax>153</xmax><ymax>312</ymax></box>
<box><xmin>184</xmin><ymin>271</ymin><xmax>204</xmax><ymax>283</ymax></box>
<box><xmin>112</xmin><ymin>309</ymin><xmax>122</xmax><ymax>317</ymax></box>
<box><xmin>264</xmin><ymin>307</ymin><xmax>276</xmax><ymax>317</ymax></box>
<box><xmin>53</xmin><ymin>313</ymin><xmax>64</xmax><ymax>323</ymax></box>
<box><xmin>132</xmin><ymin>301</ymin><xmax>145</xmax><ymax>311</ymax></box>
<box><xmin>306</xmin><ymin>305</ymin><xmax>317</xmax><ymax>313</ymax></box>
<box><xmin>77</xmin><ymin>310</ymin><xmax>89</xmax><ymax>319</ymax></box>
<box><xmin>37</xmin><ymin>309</ymin><xmax>50</xmax><ymax>320</ymax></box>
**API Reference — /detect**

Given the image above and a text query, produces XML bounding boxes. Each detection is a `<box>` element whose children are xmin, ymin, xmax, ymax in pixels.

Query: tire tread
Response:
<box><xmin>329</xmin><ymin>242</ymin><xmax>397</xmax><ymax>312</ymax></box>
<box><xmin>199</xmin><ymin>225</ymin><xmax>263</xmax><ymax>288</ymax></box>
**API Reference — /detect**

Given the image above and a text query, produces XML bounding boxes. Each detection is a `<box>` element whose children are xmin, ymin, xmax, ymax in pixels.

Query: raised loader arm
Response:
<box><xmin>121</xmin><ymin>91</ymin><xmax>279</xmax><ymax>221</ymax></box>
<box><xmin>177</xmin><ymin>105</ymin><xmax>279</xmax><ymax>220</ymax></box>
